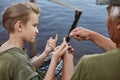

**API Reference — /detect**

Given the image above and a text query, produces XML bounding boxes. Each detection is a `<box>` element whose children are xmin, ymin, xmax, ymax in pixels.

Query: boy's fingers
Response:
<box><xmin>49</xmin><ymin>37</ymin><xmax>52</xmax><ymax>40</ymax></box>
<box><xmin>55</xmin><ymin>34</ymin><xmax>58</xmax><ymax>42</ymax></box>
<box><xmin>63</xmin><ymin>37</ymin><xmax>66</xmax><ymax>42</ymax></box>
<box><xmin>58</xmin><ymin>38</ymin><xmax>67</xmax><ymax>51</ymax></box>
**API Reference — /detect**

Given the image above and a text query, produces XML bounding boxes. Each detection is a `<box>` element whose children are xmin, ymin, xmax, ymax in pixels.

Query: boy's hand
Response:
<box><xmin>44</xmin><ymin>34</ymin><xmax>58</xmax><ymax>55</ymax></box>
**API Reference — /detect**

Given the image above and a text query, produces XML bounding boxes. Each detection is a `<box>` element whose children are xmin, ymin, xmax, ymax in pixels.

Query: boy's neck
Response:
<box><xmin>0</xmin><ymin>34</ymin><xmax>24</xmax><ymax>52</ymax></box>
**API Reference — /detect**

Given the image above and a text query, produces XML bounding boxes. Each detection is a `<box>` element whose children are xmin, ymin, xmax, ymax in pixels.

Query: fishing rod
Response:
<box><xmin>30</xmin><ymin>0</ymin><xmax>36</xmax><ymax>3</ymax></box>
<box><xmin>29</xmin><ymin>0</ymin><xmax>82</xmax><ymax>57</ymax></box>
<box><xmin>48</xmin><ymin>0</ymin><xmax>82</xmax><ymax>42</ymax></box>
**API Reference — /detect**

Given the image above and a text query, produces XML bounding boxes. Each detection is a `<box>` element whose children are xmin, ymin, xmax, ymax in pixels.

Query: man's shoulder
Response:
<box><xmin>81</xmin><ymin>48</ymin><xmax>120</xmax><ymax>64</ymax></box>
<box><xmin>72</xmin><ymin>49</ymin><xmax>120</xmax><ymax>80</ymax></box>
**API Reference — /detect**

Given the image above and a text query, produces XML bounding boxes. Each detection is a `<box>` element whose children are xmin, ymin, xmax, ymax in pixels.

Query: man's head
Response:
<box><xmin>2</xmin><ymin>2</ymin><xmax>40</xmax><ymax>33</ymax></box>
<box><xmin>96</xmin><ymin>0</ymin><xmax>120</xmax><ymax>48</ymax></box>
<box><xmin>96</xmin><ymin>0</ymin><xmax>120</xmax><ymax>5</ymax></box>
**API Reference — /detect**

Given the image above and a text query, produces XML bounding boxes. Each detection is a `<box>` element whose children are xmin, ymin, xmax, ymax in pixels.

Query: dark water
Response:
<box><xmin>0</xmin><ymin>0</ymin><xmax>108</xmax><ymax>64</ymax></box>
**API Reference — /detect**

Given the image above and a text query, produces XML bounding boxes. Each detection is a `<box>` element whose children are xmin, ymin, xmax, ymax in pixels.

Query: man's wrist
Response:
<box><xmin>90</xmin><ymin>32</ymin><xmax>98</xmax><ymax>41</ymax></box>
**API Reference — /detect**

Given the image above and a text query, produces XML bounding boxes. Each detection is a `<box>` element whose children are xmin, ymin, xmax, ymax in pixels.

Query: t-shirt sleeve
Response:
<box><xmin>71</xmin><ymin>56</ymin><xmax>88</xmax><ymax>80</ymax></box>
<box><xmin>15</xmin><ymin>64</ymin><xmax>40</xmax><ymax>80</ymax></box>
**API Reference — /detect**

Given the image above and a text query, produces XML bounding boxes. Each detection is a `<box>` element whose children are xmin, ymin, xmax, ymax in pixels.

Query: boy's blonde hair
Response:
<box><xmin>2</xmin><ymin>2</ymin><xmax>40</xmax><ymax>33</ymax></box>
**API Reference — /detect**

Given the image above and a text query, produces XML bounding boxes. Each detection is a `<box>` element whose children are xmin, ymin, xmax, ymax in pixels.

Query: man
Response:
<box><xmin>69</xmin><ymin>0</ymin><xmax>120</xmax><ymax>80</ymax></box>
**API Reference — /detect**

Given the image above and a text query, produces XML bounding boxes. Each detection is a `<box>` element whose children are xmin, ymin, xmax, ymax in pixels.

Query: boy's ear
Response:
<box><xmin>14</xmin><ymin>20</ymin><xmax>23</xmax><ymax>32</ymax></box>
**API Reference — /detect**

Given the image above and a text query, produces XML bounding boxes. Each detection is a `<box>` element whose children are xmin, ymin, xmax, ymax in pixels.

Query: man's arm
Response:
<box><xmin>69</xmin><ymin>27</ymin><xmax>116</xmax><ymax>51</ymax></box>
<box><xmin>90</xmin><ymin>32</ymin><xmax>116</xmax><ymax>51</ymax></box>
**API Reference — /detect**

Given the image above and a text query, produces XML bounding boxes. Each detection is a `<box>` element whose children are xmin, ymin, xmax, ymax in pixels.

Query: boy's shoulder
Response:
<box><xmin>0</xmin><ymin>47</ymin><xmax>28</xmax><ymax>64</ymax></box>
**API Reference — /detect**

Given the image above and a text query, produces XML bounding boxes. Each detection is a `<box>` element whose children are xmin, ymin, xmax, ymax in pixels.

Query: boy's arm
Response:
<box><xmin>44</xmin><ymin>38</ymin><xmax>68</xmax><ymax>80</ymax></box>
<box><xmin>62</xmin><ymin>52</ymin><xmax>74</xmax><ymax>80</ymax></box>
<box><xmin>31</xmin><ymin>34</ymin><xmax>58</xmax><ymax>69</ymax></box>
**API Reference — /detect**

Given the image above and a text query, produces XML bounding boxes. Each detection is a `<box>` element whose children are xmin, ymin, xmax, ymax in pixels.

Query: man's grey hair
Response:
<box><xmin>110</xmin><ymin>6</ymin><xmax>120</xmax><ymax>20</ymax></box>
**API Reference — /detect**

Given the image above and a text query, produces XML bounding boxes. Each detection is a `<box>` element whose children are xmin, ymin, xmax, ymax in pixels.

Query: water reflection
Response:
<box><xmin>0</xmin><ymin>0</ymin><xmax>108</xmax><ymax>64</ymax></box>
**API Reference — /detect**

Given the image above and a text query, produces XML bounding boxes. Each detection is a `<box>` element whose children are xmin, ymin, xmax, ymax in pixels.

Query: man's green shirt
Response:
<box><xmin>71</xmin><ymin>48</ymin><xmax>120</xmax><ymax>80</ymax></box>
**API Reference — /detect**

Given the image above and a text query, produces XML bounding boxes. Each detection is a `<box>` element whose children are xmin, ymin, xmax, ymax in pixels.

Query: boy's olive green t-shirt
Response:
<box><xmin>0</xmin><ymin>47</ymin><xmax>41</xmax><ymax>80</ymax></box>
